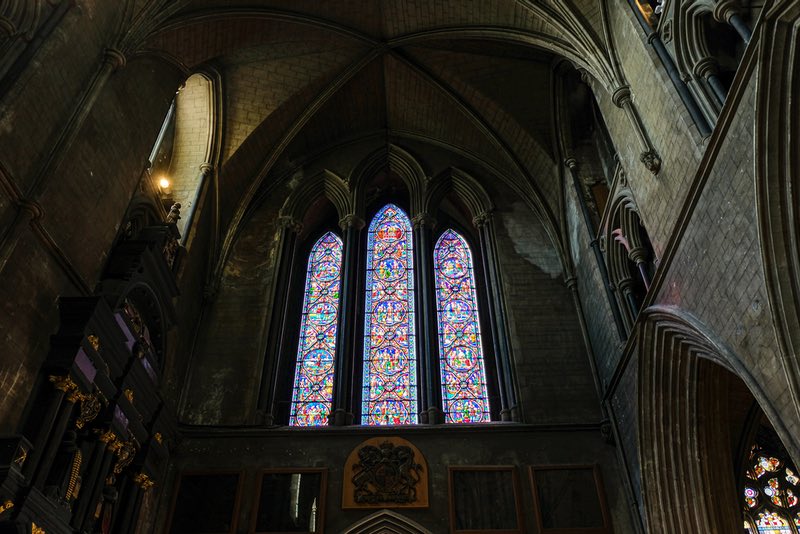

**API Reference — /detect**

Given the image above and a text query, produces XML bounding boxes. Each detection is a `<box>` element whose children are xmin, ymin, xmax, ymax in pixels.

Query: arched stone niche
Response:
<box><xmin>342</xmin><ymin>437</ymin><xmax>429</xmax><ymax>509</ymax></box>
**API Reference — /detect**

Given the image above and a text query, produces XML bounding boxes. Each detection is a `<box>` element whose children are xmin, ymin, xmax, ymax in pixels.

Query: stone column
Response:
<box><xmin>629</xmin><ymin>246</ymin><xmax>652</xmax><ymax>291</ymax></box>
<box><xmin>412</xmin><ymin>213</ymin><xmax>443</xmax><ymax>424</ymax></box>
<box><xmin>258</xmin><ymin>216</ymin><xmax>302</xmax><ymax>425</ymax></box>
<box><xmin>611</xmin><ymin>85</ymin><xmax>662</xmax><ymax>175</ymax></box>
<box><xmin>714</xmin><ymin>0</ymin><xmax>752</xmax><ymax>43</ymax></box>
<box><xmin>330</xmin><ymin>214</ymin><xmax>365</xmax><ymax>426</ymax></box>
<box><xmin>694</xmin><ymin>57</ymin><xmax>728</xmax><ymax>105</ymax></box>
<box><xmin>474</xmin><ymin>211</ymin><xmax>518</xmax><ymax>421</ymax></box>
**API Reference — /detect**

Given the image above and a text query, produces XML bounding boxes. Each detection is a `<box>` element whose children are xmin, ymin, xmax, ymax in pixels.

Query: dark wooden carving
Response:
<box><xmin>353</xmin><ymin>441</ymin><xmax>422</xmax><ymax>504</ymax></box>
<box><xmin>343</xmin><ymin>437</ymin><xmax>428</xmax><ymax>509</ymax></box>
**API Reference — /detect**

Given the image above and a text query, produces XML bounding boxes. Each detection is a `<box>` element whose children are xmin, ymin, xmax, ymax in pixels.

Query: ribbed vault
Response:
<box><xmin>133</xmin><ymin>0</ymin><xmax>621</xmax><ymax>283</ymax></box>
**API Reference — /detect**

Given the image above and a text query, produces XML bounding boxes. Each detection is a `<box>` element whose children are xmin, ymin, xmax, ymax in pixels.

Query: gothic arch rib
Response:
<box><xmin>343</xmin><ymin>509</ymin><xmax>433</xmax><ymax>534</ymax></box>
<box><xmin>636</xmin><ymin>305</ymin><xmax>793</xmax><ymax>533</ymax></box>
<box><xmin>755</xmin><ymin>1</ymin><xmax>800</xmax><ymax>430</ymax></box>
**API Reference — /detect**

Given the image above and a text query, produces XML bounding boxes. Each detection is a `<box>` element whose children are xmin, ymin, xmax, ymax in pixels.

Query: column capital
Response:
<box><xmin>564</xmin><ymin>276</ymin><xmax>578</xmax><ymax>290</ymax></box>
<box><xmin>338</xmin><ymin>214</ymin><xmax>365</xmax><ymax>231</ymax></box>
<box><xmin>278</xmin><ymin>215</ymin><xmax>303</xmax><ymax>234</ymax></box>
<box><xmin>103</xmin><ymin>47</ymin><xmax>126</xmax><ymax>70</ymax></box>
<box><xmin>693</xmin><ymin>56</ymin><xmax>720</xmax><ymax>79</ymax></box>
<box><xmin>628</xmin><ymin>246</ymin><xmax>649</xmax><ymax>265</ymax></box>
<box><xmin>411</xmin><ymin>212</ymin><xmax>437</xmax><ymax>230</ymax></box>
<box><xmin>472</xmin><ymin>210</ymin><xmax>494</xmax><ymax>229</ymax></box>
<box><xmin>611</xmin><ymin>85</ymin><xmax>632</xmax><ymax>108</ymax></box>
<box><xmin>564</xmin><ymin>157</ymin><xmax>578</xmax><ymax>170</ymax></box>
<box><xmin>713</xmin><ymin>0</ymin><xmax>741</xmax><ymax>24</ymax></box>
<box><xmin>199</xmin><ymin>162</ymin><xmax>215</xmax><ymax>175</ymax></box>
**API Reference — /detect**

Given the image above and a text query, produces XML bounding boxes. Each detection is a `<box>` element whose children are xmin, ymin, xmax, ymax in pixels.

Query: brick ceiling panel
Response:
<box><xmin>383</xmin><ymin>0</ymin><xmax>519</xmax><ymax>39</ymax></box>
<box><xmin>222</xmin><ymin>44</ymin><xmax>365</xmax><ymax>160</ymax></box>
<box><xmin>146</xmin><ymin>17</ymin><xmax>359</xmax><ymax>69</ymax></box>
<box><xmin>283</xmin><ymin>57</ymin><xmax>387</xmax><ymax>164</ymax></box>
<box><xmin>384</xmin><ymin>55</ymin><xmax>519</xmax><ymax>184</ymax></box>
<box><xmin>403</xmin><ymin>45</ymin><xmax>560</xmax><ymax>212</ymax></box>
<box><xmin>176</xmin><ymin>0</ymin><xmax>384</xmax><ymax>36</ymax></box>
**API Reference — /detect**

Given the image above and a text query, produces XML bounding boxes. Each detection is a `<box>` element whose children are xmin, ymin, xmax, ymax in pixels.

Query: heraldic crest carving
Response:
<box><xmin>343</xmin><ymin>437</ymin><xmax>429</xmax><ymax>508</ymax></box>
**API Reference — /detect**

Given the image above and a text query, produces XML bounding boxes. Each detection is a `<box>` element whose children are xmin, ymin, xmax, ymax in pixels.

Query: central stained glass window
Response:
<box><xmin>434</xmin><ymin>230</ymin><xmax>490</xmax><ymax>422</ymax></box>
<box><xmin>289</xmin><ymin>232</ymin><xmax>343</xmax><ymax>427</ymax></box>
<box><xmin>362</xmin><ymin>204</ymin><xmax>418</xmax><ymax>425</ymax></box>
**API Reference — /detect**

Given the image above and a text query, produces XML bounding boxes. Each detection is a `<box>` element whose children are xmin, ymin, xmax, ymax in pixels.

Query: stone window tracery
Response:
<box><xmin>742</xmin><ymin>443</ymin><xmax>800</xmax><ymax>533</ymax></box>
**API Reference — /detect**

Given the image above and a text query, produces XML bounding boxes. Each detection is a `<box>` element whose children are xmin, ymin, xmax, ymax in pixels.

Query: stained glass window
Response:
<box><xmin>434</xmin><ymin>229</ymin><xmax>490</xmax><ymax>423</ymax></box>
<box><xmin>289</xmin><ymin>232</ymin><xmax>343</xmax><ymax>427</ymax></box>
<box><xmin>742</xmin><ymin>442</ymin><xmax>800</xmax><ymax>534</ymax></box>
<box><xmin>361</xmin><ymin>204</ymin><xmax>417</xmax><ymax>425</ymax></box>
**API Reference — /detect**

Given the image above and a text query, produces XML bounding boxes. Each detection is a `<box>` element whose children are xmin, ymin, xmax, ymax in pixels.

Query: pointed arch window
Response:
<box><xmin>434</xmin><ymin>230</ymin><xmax>490</xmax><ymax>423</ymax></box>
<box><xmin>289</xmin><ymin>232</ymin><xmax>343</xmax><ymax>427</ymax></box>
<box><xmin>742</xmin><ymin>443</ymin><xmax>800</xmax><ymax>533</ymax></box>
<box><xmin>361</xmin><ymin>204</ymin><xmax>418</xmax><ymax>425</ymax></box>
<box><xmin>277</xmin><ymin>195</ymin><xmax>507</xmax><ymax>427</ymax></box>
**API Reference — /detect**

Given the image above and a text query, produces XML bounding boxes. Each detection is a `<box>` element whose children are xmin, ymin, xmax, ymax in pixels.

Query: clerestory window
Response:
<box><xmin>288</xmin><ymin>203</ymin><xmax>491</xmax><ymax>427</ymax></box>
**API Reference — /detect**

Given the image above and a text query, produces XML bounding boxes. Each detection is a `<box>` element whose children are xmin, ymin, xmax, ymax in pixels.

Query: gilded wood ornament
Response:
<box><xmin>343</xmin><ymin>437</ymin><xmax>428</xmax><ymax>509</ymax></box>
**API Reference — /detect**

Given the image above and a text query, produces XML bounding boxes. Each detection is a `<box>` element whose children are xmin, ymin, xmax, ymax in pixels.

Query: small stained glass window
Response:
<box><xmin>742</xmin><ymin>442</ymin><xmax>800</xmax><ymax>534</ymax></box>
<box><xmin>289</xmin><ymin>232</ymin><xmax>343</xmax><ymax>427</ymax></box>
<box><xmin>434</xmin><ymin>229</ymin><xmax>490</xmax><ymax>423</ymax></box>
<box><xmin>361</xmin><ymin>204</ymin><xmax>417</xmax><ymax>425</ymax></box>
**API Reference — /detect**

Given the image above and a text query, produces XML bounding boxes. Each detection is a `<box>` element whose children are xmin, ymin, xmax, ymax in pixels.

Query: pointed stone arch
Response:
<box><xmin>636</xmin><ymin>305</ymin><xmax>794</xmax><ymax>533</ymax></box>
<box><xmin>342</xmin><ymin>509</ymin><xmax>434</xmax><ymax>534</ymax></box>
<box><xmin>349</xmin><ymin>144</ymin><xmax>428</xmax><ymax>218</ymax></box>
<box><xmin>755</xmin><ymin>0</ymin><xmax>800</xmax><ymax>439</ymax></box>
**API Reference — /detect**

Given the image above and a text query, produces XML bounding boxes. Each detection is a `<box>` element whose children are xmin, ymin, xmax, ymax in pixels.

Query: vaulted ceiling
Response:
<box><xmin>135</xmin><ymin>0</ymin><xmax>619</xmax><ymax>270</ymax></box>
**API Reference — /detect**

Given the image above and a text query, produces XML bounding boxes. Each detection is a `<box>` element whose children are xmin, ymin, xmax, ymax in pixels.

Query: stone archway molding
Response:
<box><xmin>636</xmin><ymin>304</ymin><xmax>793</xmax><ymax>533</ymax></box>
<box><xmin>341</xmin><ymin>509</ymin><xmax>434</xmax><ymax>534</ymax></box>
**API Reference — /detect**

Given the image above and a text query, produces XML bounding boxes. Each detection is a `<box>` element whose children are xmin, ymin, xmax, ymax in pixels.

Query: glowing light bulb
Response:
<box><xmin>158</xmin><ymin>177</ymin><xmax>170</xmax><ymax>189</ymax></box>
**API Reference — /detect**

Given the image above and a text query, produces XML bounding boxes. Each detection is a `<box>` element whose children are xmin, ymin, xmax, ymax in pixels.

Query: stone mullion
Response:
<box><xmin>474</xmin><ymin>212</ymin><xmax>518</xmax><ymax>421</ymax></box>
<box><xmin>330</xmin><ymin>214</ymin><xmax>364</xmax><ymax>426</ymax></box>
<box><xmin>412</xmin><ymin>214</ymin><xmax>443</xmax><ymax>424</ymax></box>
<box><xmin>259</xmin><ymin>217</ymin><xmax>301</xmax><ymax>425</ymax></box>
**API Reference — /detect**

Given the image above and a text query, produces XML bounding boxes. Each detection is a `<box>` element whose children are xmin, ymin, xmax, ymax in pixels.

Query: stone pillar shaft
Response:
<box><xmin>330</xmin><ymin>215</ymin><xmax>364</xmax><ymax>426</ymax></box>
<box><xmin>475</xmin><ymin>212</ymin><xmax>518</xmax><ymax>421</ymax></box>
<box><xmin>412</xmin><ymin>214</ymin><xmax>443</xmax><ymax>424</ymax></box>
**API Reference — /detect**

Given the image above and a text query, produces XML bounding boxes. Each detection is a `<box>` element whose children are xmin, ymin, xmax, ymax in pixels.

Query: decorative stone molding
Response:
<box><xmin>338</xmin><ymin>214</ymin><xmax>365</xmax><ymax>231</ymax></box>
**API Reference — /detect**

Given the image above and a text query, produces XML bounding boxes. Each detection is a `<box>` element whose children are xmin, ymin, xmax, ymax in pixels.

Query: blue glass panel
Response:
<box><xmin>434</xmin><ymin>229</ymin><xmax>490</xmax><ymax>423</ymax></box>
<box><xmin>289</xmin><ymin>232</ymin><xmax>343</xmax><ymax>426</ymax></box>
<box><xmin>362</xmin><ymin>204</ymin><xmax>417</xmax><ymax>425</ymax></box>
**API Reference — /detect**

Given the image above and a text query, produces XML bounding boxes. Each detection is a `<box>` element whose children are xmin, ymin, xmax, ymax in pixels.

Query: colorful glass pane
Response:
<box><xmin>434</xmin><ymin>230</ymin><xmax>490</xmax><ymax>423</ymax></box>
<box><xmin>361</xmin><ymin>204</ymin><xmax>417</xmax><ymax>425</ymax></box>
<box><xmin>289</xmin><ymin>232</ymin><xmax>343</xmax><ymax>427</ymax></box>
<box><xmin>745</xmin><ymin>487</ymin><xmax>760</xmax><ymax>508</ymax></box>
<box><xmin>745</xmin><ymin>520</ymin><xmax>755</xmax><ymax>534</ymax></box>
<box><xmin>761</xmin><ymin>457</ymin><xmax>782</xmax><ymax>473</ymax></box>
<box><xmin>786</xmin><ymin>489</ymin><xmax>797</xmax><ymax>507</ymax></box>
<box><xmin>756</xmin><ymin>512</ymin><xmax>792</xmax><ymax>534</ymax></box>
<box><xmin>786</xmin><ymin>469</ymin><xmax>799</xmax><ymax>486</ymax></box>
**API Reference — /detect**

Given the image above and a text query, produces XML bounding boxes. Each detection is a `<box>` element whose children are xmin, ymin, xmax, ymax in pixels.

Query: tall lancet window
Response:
<box><xmin>362</xmin><ymin>204</ymin><xmax>417</xmax><ymax>425</ymax></box>
<box><xmin>434</xmin><ymin>230</ymin><xmax>490</xmax><ymax>423</ymax></box>
<box><xmin>289</xmin><ymin>232</ymin><xmax>343</xmax><ymax>426</ymax></box>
